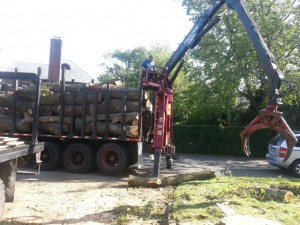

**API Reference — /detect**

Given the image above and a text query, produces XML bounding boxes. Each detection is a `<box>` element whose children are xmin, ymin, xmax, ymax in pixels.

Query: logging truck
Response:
<box><xmin>0</xmin><ymin>72</ymin><xmax>44</xmax><ymax>217</ymax></box>
<box><xmin>0</xmin><ymin>65</ymin><xmax>154</xmax><ymax>176</ymax></box>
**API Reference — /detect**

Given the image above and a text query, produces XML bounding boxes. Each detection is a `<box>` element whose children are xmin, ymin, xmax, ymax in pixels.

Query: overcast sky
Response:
<box><xmin>0</xmin><ymin>0</ymin><xmax>192</xmax><ymax>77</ymax></box>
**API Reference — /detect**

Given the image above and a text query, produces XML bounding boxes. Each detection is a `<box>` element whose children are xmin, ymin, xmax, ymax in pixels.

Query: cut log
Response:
<box><xmin>128</xmin><ymin>171</ymin><xmax>216</xmax><ymax>187</ymax></box>
<box><xmin>43</xmin><ymin>83</ymin><xmax>88</xmax><ymax>92</ymax></box>
<box><xmin>20</xmin><ymin>114</ymin><xmax>72</xmax><ymax>125</ymax></box>
<box><xmin>84</xmin><ymin>122</ymin><xmax>138</xmax><ymax>137</ymax></box>
<box><xmin>0</xmin><ymin>94</ymin><xmax>14</xmax><ymax>108</ymax></box>
<box><xmin>270</xmin><ymin>184</ymin><xmax>300</xmax><ymax>195</ymax></box>
<box><xmin>95</xmin><ymin>99</ymin><xmax>139</xmax><ymax>113</ymax></box>
<box><xmin>27</xmin><ymin>105</ymin><xmax>55</xmax><ymax>116</ymax></box>
<box><xmin>247</xmin><ymin>187</ymin><xmax>294</xmax><ymax>202</ymax></box>
<box><xmin>0</xmin><ymin>113</ymin><xmax>31</xmax><ymax>133</ymax></box>
<box><xmin>38</xmin><ymin>122</ymin><xmax>70</xmax><ymax>135</ymax></box>
<box><xmin>63</xmin><ymin>92</ymin><xmax>102</xmax><ymax>105</ymax></box>
<box><xmin>75</xmin><ymin>112</ymin><xmax>139</xmax><ymax>125</ymax></box>
<box><xmin>108</xmin><ymin>87</ymin><xmax>140</xmax><ymax>100</ymax></box>
<box><xmin>53</xmin><ymin>105</ymin><xmax>92</xmax><ymax>116</ymax></box>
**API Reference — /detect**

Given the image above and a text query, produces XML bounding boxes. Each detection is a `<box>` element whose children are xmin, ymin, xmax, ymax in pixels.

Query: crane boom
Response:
<box><xmin>165</xmin><ymin>0</ymin><xmax>225</xmax><ymax>75</ymax></box>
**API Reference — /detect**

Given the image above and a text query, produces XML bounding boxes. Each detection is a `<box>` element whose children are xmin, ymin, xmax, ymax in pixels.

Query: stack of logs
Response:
<box><xmin>0</xmin><ymin>82</ymin><xmax>152</xmax><ymax>138</ymax></box>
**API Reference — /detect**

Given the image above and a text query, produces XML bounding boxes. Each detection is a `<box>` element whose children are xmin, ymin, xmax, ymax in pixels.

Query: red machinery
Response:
<box><xmin>142</xmin><ymin>0</ymin><xmax>297</xmax><ymax>177</ymax></box>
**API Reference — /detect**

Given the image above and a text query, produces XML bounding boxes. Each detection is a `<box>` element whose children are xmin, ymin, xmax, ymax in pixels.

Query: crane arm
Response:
<box><xmin>165</xmin><ymin>0</ymin><xmax>226</xmax><ymax>76</ymax></box>
<box><xmin>226</xmin><ymin>0</ymin><xmax>283</xmax><ymax>105</ymax></box>
<box><xmin>226</xmin><ymin>0</ymin><xmax>297</xmax><ymax>159</ymax></box>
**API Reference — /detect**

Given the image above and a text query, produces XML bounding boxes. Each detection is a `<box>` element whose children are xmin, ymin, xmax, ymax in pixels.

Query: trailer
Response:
<box><xmin>0</xmin><ymin>65</ymin><xmax>153</xmax><ymax>176</ymax></box>
<box><xmin>0</xmin><ymin>71</ymin><xmax>44</xmax><ymax>217</ymax></box>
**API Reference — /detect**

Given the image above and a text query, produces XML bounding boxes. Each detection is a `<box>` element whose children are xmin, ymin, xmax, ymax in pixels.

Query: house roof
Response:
<box><xmin>1</xmin><ymin>59</ymin><xmax>95</xmax><ymax>83</ymax></box>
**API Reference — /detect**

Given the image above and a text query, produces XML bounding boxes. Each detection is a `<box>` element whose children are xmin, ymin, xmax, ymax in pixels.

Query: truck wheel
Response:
<box><xmin>291</xmin><ymin>160</ymin><xmax>300</xmax><ymax>178</ymax></box>
<box><xmin>41</xmin><ymin>141</ymin><xmax>63</xmax><ymax>171</ymax></box>
<box><xmin>0</xmin><ymin>179</ymin><xmax>4</xmax><ymax>217</ymax></box>
<box><xmin>63</xmin><ymin>143</ymin><xmax>96</xmax><ymax>173</ymax></box>
<box><xmin>97</xmin><ymin>143</ymin><xmax>128</xmax><ymax>176</ymax></box>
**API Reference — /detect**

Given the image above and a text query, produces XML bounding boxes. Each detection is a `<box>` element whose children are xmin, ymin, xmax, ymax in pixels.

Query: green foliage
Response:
<box><xmin>98</xmin><ymin>44</ymin><xmax>172</xmax><ymax>88</ymax></box>
<box><xmin>96</xmin><ymin>0</ymin><xmax>300</xmax><ymax>127</ymax></box>
<box><xmin>174</xmin><ymin>0</ymin><xmax>300</xmax><ymax>126</ymax></box>
<box><xmin>173</xmin><ymin>125</ymin><xmax>276</xmax><ymax>157</ymax></box>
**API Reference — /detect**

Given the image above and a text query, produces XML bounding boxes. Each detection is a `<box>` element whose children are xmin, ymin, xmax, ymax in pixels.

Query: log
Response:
<box><xmin>95</xmin><ymin>99</ymin><xmax>139</xmax><ymax>113</ymax></box>
<box><xmin>128</xmin><ymin>171</ymin><xmax>216</xmax><ymax>187</ymax></box>
<box><xmin>108</xmin><ymin>87</ymin><xmax>140</xmax><ymax>100</ymax></box>
<box><xmin>20</xmin><ymin>114</ymin><xmax>72</xmax><ymax>125</ymax></box>
<box><xmin>248</xmin><ymin>187</ymin><xmax>294</xmax><ymax>202</ymax></box>
<box><xmin>40</xmin><ymin>94</ymin><xmax>60</xmax><ymax>105</ymax></box>
<box><xmin>84</xmin><ymin>122</ymin><xmax>138</xmax><ymax>137</ymax></box>
<box><xmin>75</xmin><ymin>112</ymin><xmax>139</xmax><ymax>125</ymax></box>
<box><xmin>38</xmin><ymin>122</ymin><xmax>70</xmax><ymax>135</ymax></box>
<box><xmin>43</xmin><ymin>83</ymin><xmax>88</xmax><ymax>92</ymax></box>
<box><xmin>0</xmin><ymin>113</ymin><xmax>31</xmax><ymax>133</ymax></box>
<box><xmin>53</xmin><ymin>105</ymin><xmax>93</xmax><ymax>116</ymax></box>
<box><xmin>270</xmin><ymin>184</ymin><xmax>300</xmax><ymax>195</ymax></box>
<box><xmin>27</xmin><ymin>105</ymin><xmax>54</xmax><ymax>116</ymax></box>
<box><xmin>0</xmin><ymin>94</ymin><xmax>14</xmax><ymax>108</ymax></box>
<box><xmin>63</xmin><ymin>92</ymin><xmax>102</xmax><ymax>104</ymax></box>
<box><xmin>16</xmin><ymin>89</ymin><xmax>102</xmax><ymax>105</ymax></box>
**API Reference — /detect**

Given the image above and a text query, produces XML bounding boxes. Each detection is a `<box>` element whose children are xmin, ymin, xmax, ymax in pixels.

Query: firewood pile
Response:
<box><xmin>0</xmin><ymin>82</ymin><xmax>152</xmax><ymax>138</ymax></box>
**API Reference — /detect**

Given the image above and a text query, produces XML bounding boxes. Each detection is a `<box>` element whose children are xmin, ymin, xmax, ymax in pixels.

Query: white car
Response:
<box><xmin>266</xmin><ymin>132</ymin><xmax>300</xmax><ymax>177</ymax></box>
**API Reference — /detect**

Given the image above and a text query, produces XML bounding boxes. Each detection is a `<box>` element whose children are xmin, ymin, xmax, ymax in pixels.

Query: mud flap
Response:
<box><xmin>240</xmin><ymin>109</ymin><xmax>297</xmax><ymax>161</ymax></box>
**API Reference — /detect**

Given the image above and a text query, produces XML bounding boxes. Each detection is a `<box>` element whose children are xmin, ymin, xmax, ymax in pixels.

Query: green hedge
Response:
<box><xmin>173</xmin><ymin>125</ymin><xmax>276</xmax><ymax>158</ymax></box>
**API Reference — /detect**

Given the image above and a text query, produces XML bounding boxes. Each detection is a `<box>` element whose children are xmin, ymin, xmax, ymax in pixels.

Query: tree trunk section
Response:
<box><xmin>128</xmin><ymin>170</ymin><xmax>216</xmax><ymax>187</ymax></box>
<box><xmin>248</xmin><ymin>187</ymin><xmax>294</xmax><ymax>202</ymax></box>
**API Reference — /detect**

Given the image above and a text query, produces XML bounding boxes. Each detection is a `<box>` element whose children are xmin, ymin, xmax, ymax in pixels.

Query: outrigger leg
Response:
<box><xmin>240</xmin><ymin>104</ymin><xmax>297</xmax><ymax>162</ymax></box>
<box><xmin>153</xmin><ymin>149</ymin><xmax>161</xmax><ymax>177</ymax></box>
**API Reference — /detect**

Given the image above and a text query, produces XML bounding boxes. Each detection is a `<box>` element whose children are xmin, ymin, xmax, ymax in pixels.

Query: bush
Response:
<box><xmin>173</xmin><ymin>125</ymin><xmax>276</xmax><ymax>158</ymax></box>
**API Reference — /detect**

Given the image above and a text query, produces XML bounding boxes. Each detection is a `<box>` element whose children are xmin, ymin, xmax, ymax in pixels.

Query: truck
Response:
<box><xmin>0</xmin><ymin>0</ymin><xmax>297</xmax><ymax>178</ymax></box>
<box><xmin>0</xmin><ymin>62</ymin><xmax>155</xmax><ymax>176</ymax></box>
<box><xmin>0</xmin><ymin>72</ymin><xmax>44</xmax><ymax>217</ymax></box>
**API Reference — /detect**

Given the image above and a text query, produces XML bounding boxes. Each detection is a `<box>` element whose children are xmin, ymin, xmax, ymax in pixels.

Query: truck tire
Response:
<box><xmin>63</xmin><ymin>143</ymin><xmax>96</xmax><ymax>173</ymax></box>
<box><xmin>41</xmin><ymin>141</ymin><xmax>63</xmax><ymax>171</ymax></box>
<box><xmin>291</xmin><ymin>159</ymin><xmax>300</xmax><ymax>178</ymax></box>
<box><xmin>97</xmin><ymin>143</ymin><xmax>128</xmax><ymax>176</ymax></box>
<box><xmin>0</xmin><ymin>179</ymin><xmax>4</xmax><ymax>217</ymax></box>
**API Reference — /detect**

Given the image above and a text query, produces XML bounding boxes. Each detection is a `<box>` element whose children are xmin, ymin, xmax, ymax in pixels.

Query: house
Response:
<box><xmin>2</xmin><ymin>59</ymin><xmax>95</xmax><ymax>84</ymax></box>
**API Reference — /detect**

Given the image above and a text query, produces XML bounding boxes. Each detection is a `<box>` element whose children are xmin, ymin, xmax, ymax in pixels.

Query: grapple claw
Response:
<box><xmin>240</xmin><ymin>108</ymin><xmax>297</xmax><ymax>161</ymax></box>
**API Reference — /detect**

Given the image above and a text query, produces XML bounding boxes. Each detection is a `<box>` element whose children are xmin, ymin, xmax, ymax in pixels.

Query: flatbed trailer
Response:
<box><xmin>0</xmin><ymin>139</ymin><xmax>44</xmax><ymax>217</ymax></box>
<box><xmin>0</xmin><ymin>71</ymin><xmax>44</xmax><ymax>217</ymax></box>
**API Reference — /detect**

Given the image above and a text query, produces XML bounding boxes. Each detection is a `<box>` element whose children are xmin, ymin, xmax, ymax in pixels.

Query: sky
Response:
<box><xmin>0</xmin><ymin>0</ymin><xmax>193</xmax><ymax>78</ymax></box>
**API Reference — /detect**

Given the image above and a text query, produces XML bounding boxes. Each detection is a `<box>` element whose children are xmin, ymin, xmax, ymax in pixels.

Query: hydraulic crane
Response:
<box><xmin>142</xmin><ymin>0</ymin><xmax>297</xmax><ymax>177</ymax></box>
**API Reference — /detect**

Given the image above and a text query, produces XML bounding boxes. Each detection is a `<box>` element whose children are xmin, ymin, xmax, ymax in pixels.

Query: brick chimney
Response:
<box><xmin>48</xmin><ymin>37</ymin><xmax>62</xmax><ymax>82</ymax></box>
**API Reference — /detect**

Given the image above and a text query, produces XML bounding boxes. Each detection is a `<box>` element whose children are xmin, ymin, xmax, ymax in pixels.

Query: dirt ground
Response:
<box><xmin>0</xmin><ymin>154</ymin><xmax>284</xmax><ymax>225</ymax></box>
<box><xmin>0</xmin><ymin>164</ymin><xmax>172</xmax><ymax>225</ymax></box>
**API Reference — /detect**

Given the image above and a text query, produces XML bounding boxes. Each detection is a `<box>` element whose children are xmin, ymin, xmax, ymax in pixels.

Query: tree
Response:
<box><xmin>178</xmin><ymin>0</ymin><xmax>300</xmax><ymax>126</ymax></box>
<box><xmin>98</xmin><ymin>44</ymin><xmax>172</xmax><ymax>88</ymax></box>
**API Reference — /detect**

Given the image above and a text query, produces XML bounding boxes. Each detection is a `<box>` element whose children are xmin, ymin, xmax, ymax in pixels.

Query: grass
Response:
<box><xmin>114</xmin><ymin>200</ymin><xmax>167</xmax><ymax>224</ymax></box>
<box><xmin>171</xmin><ymin>174</ymin><xmax>300</xmax><ymax>225</ymax></box>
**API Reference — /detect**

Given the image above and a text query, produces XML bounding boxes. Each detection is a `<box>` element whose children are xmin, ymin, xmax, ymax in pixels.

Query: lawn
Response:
<box><xmin>171</xmin><ymin>173</ymin><xmax>300</xmax><ymax>225</ymax></box>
